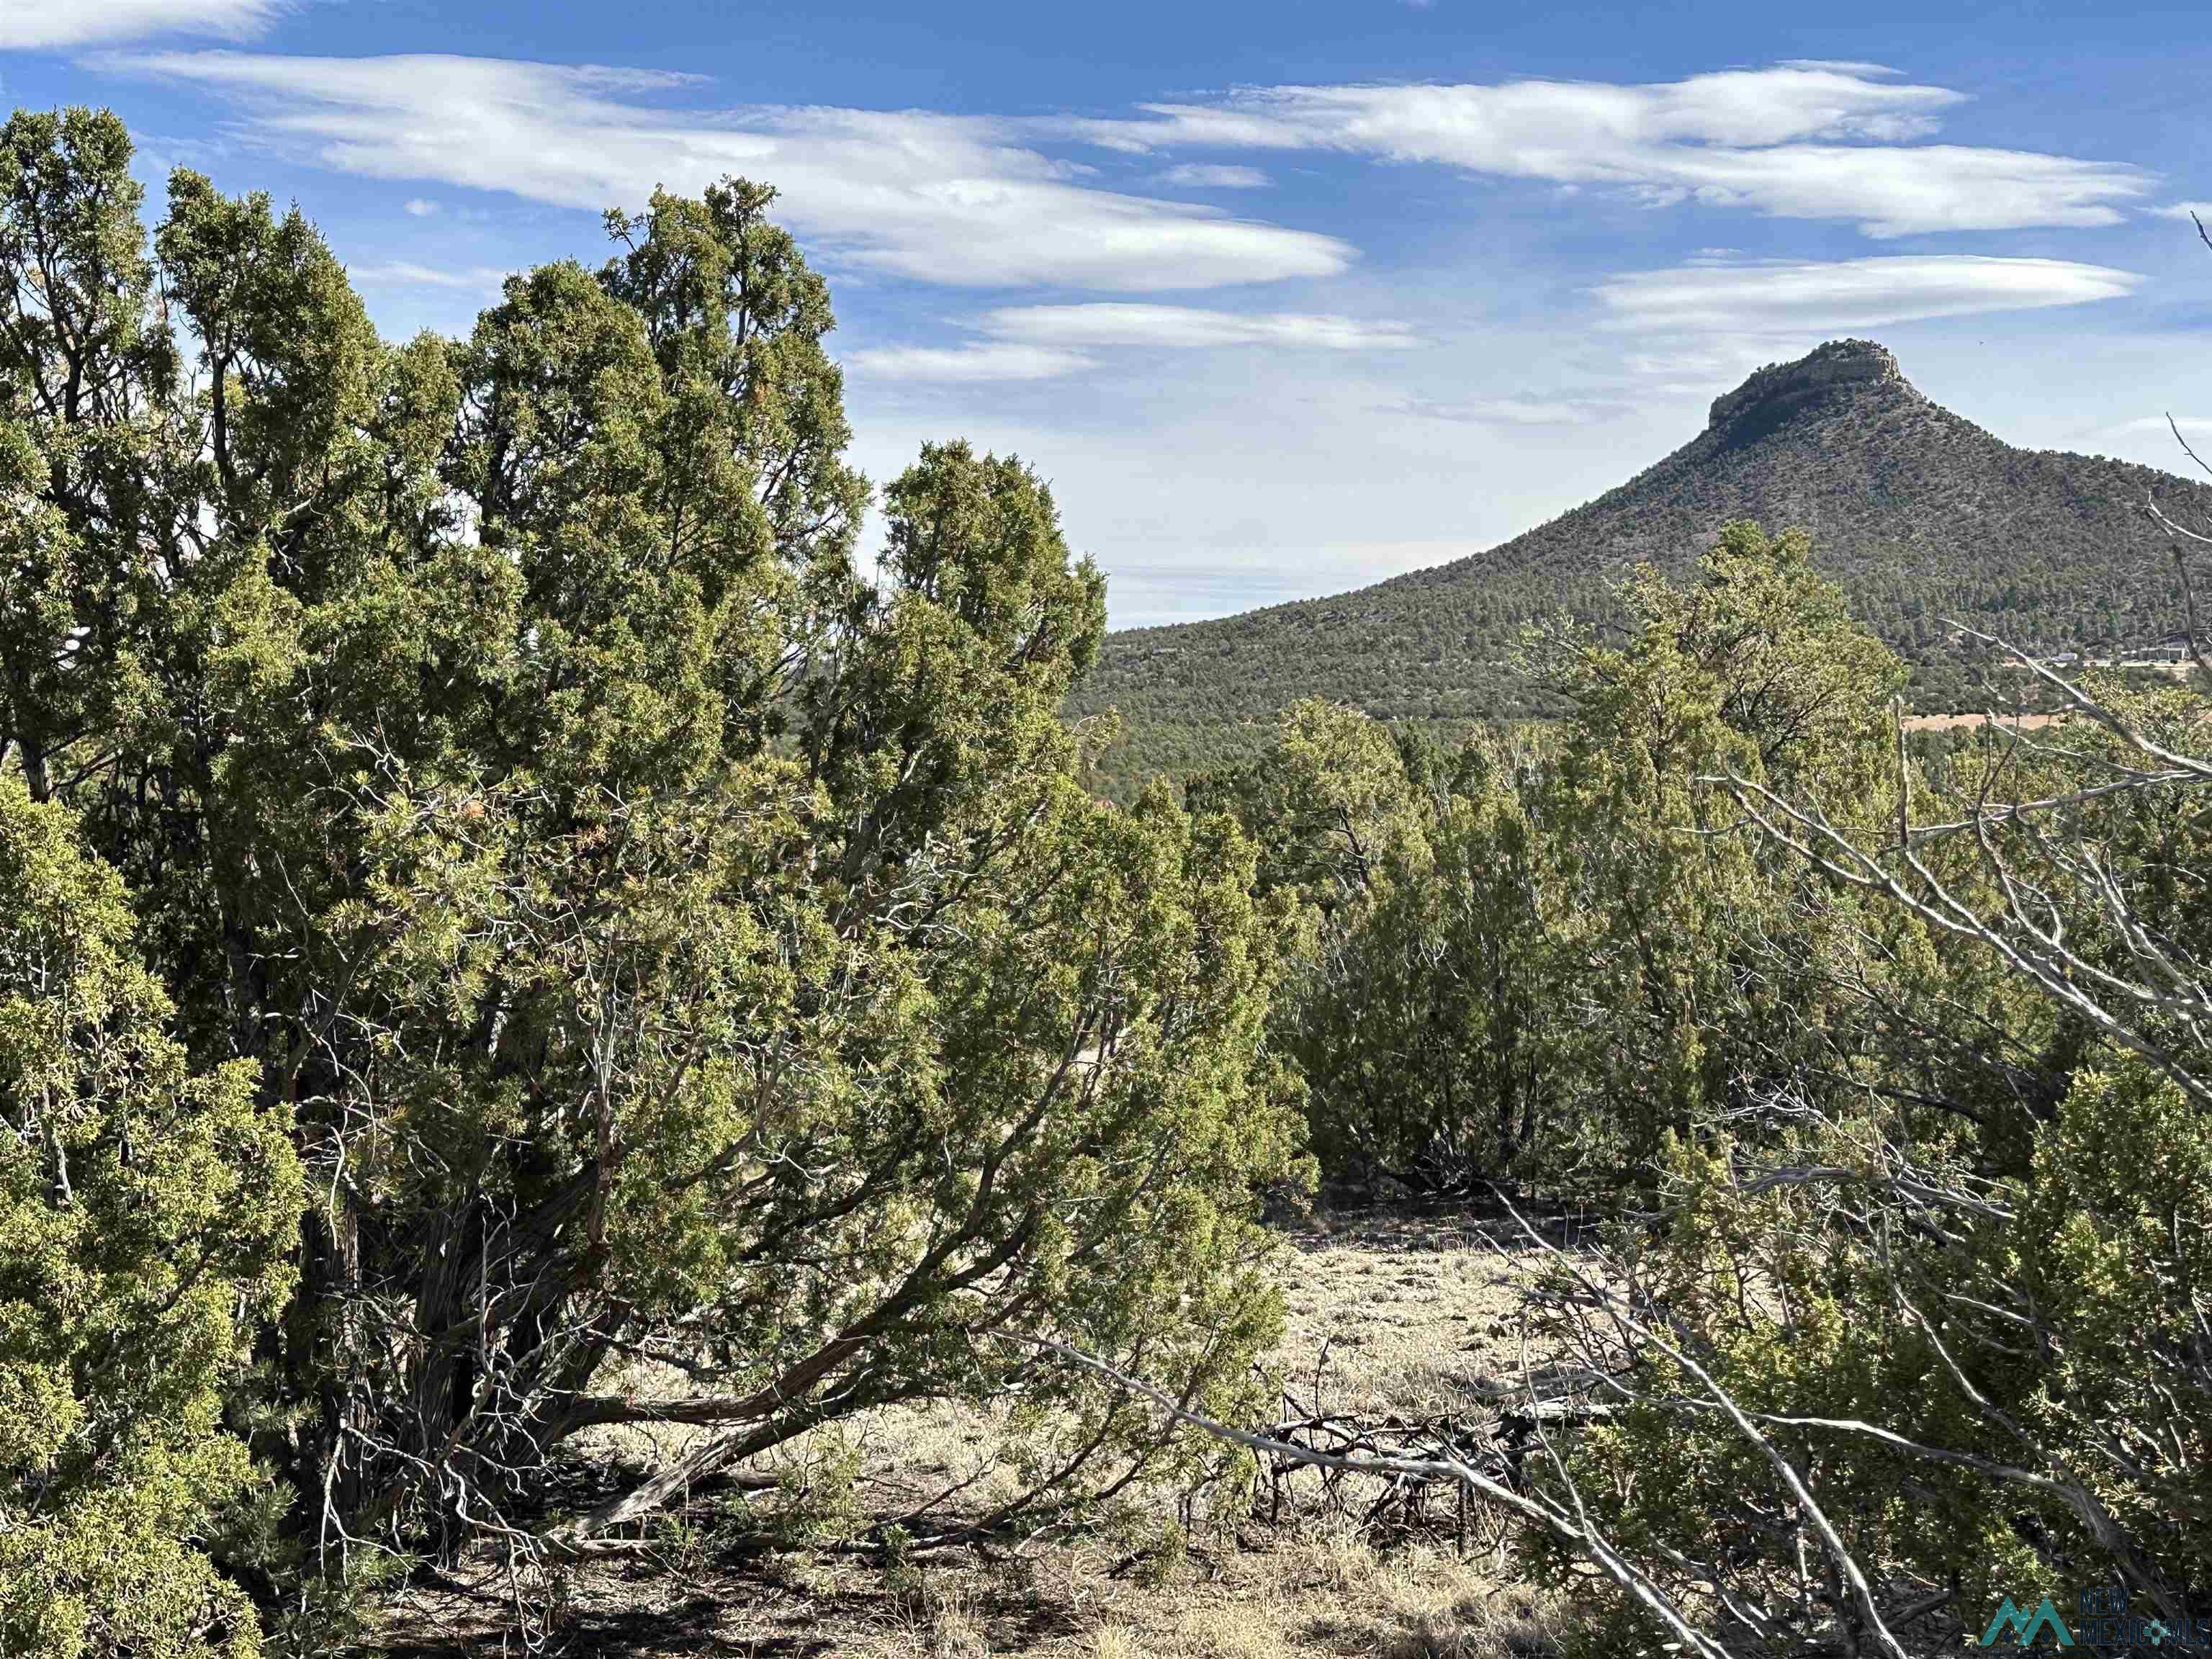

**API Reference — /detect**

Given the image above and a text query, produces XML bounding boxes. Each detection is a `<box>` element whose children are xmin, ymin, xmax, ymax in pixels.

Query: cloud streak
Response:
<box><xmin>1074</xmin><ymin>63</ymin><xmax>2145</xmax><ymax>236</ymax></box>
<box><xmin>2108</xmin><ymin>414</ymin><xmax>2212</xmax><ymax>436</ymax></box>
<box><xmin>1156</xmin><ymin>163</ymin><xmax>1271</xmax><ymax>189</ymax></box>
<box><xmin>1593</xmin><ymin>255</ymin><xmax>2141</xmax><ymax>334</ymax></box>
<box><xmin>348</xmin><ymin>260</ymin><xmax>511</xmax><ymax>292</ymax></box>
<box><xmin>1</xmin><ymin>0</ymin><xmax>280</xmax><ymax>49</ymax></box>
<box><xmin>118</xmin><ymin>52</ymin><xmax>1355</xmax><ymax>292</ymax></box>
<box><xmin>1384</xmin><ymin>395</ymin><xmax>1624</xmax><ymax>426</ymax></box>
<box><xmin>846</xmin><ymin>342</ymin><xmax>1095</xmax><ymax>381</ymax></box>
<box><xmin>983</xmin><ymin>303</ymin><xmax>1416</xmax><ymax>350</ymax></box>
<box><xmin>852</xmin><ymin>304</ymin><xmax>1416</xmax><ymax>382</ymax></box>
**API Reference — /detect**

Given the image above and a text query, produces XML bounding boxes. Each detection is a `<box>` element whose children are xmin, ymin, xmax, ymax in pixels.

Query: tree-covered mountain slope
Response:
<box><xmin>1075</xmin><ymin>339</ymin><xmax>2210</xmax><ymax>791</ymax></box>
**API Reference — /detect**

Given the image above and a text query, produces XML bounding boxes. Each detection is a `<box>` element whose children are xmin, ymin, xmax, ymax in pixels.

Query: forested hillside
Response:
<box><xmin>1079</xmin><ymin>339</ymin><xmax>2210</xmax><ymax>791</ymax></box>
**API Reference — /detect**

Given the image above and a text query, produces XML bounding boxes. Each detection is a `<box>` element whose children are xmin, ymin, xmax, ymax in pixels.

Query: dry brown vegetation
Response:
<box><xmin>369</xmin><ymin>1211</ymin><xmax>1586</xmax><ymax>1658</ymax></box>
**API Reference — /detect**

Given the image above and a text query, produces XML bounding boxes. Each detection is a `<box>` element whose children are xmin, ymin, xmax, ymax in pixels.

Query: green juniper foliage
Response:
<box><xmin>1511</xmin><ymin>661</ymin><xmax>2212</xmax><ymax>1653</ymax></box>
<box><xmin>0</xmin><ymin>105</ymin><xmax>1303</xmax><ymax>1642</ymax></box>
<box><xmin>1213</xmin><ymin>525</ymin><xmax>1903</xmax><ymax>1190</ymax></box>
<box><xmin>0</xmin><ymin>775</ymin><xmax>302</xmax><ymax>1657</ymax></box>
<box><xmin>1218</xmin><ymin>527</ymin><xmax>2209</xmax><ymax>1648</ymax></box>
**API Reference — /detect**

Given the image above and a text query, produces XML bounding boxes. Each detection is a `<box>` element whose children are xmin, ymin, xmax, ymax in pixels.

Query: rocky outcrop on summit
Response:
<box><xmin>1704</xmin><ymin>338</ymin><xmax>1921</xmax><ymax>438</ymax></box>
<box><xmin>1074</xmin><ymin>340</ymin><xmax>2212</xmax><ymax>793</ymax></box>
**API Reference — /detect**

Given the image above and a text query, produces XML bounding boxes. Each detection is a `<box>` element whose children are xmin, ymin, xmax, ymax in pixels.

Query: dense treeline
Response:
<box><xmin>4</xmin><ymin>104</ymin><xmax>2209</xmax><ymax>1659</ymax></box>
<box><xmin>1204</xmin><ymin>523</ymin><xmax>2212</xmax><ymax>1651</ymax></box>
<box><xmin>1202</xmin><ymin>525</ymin><xmax>1915</xmax><ymax>1194</ymax></box>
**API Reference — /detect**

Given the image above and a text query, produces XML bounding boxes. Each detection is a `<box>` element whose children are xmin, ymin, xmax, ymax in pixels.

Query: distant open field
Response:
<box><xmin>371</xmin><ymin>1211</ymin><xmax>1586</xmax><ymax>1658</ymax></box>
<box><xmin>1899</xmin><ymin>710</ymin><xmax>2070</xmax><ymax>732</ymax></box>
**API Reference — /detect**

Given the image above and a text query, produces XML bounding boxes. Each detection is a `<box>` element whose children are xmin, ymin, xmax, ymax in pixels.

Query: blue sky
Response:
<box><xmin>7</xmin><ymin>1</ymin><xmax>2211</xmax><ymax>626</ymax></box>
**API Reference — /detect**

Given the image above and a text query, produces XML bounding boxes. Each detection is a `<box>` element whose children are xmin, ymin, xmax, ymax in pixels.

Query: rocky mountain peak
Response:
<box><xmin>1705</xmin><ymin>338</ymin><xmax>1922</xmax><ymax>437</ymax></box>
<box><xmin>1078</xmin><ymin>334</ymin><xmax>2206</xmax><ymax>793</ymax></box>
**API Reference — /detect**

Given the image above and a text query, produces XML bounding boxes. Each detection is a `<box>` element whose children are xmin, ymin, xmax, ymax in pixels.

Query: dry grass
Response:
<box><xmin>1274</xmin><ymin>1210</ymin><xmax>1546</xmax><ymax>1421</ymax></box>
<box><xmin>378</xmin><ymin>1528</ymin><xmax>1568</xmax><ymax>1658</ymax></box>
<box><xmin>1897</xmin><ymin>710</ymin><xmax>2070</xmax><ymax>732</ymax></box>
<box><xmin>372</xmin><ymin>1208</ymin><xmax>1583</xmax><ymax>1658</ymax></box>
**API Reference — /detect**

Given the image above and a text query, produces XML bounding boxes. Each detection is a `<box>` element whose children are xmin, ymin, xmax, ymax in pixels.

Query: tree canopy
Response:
<box><xmin>0</xmin><ymin>105</ymin><xmax>1302</xmax><ymax>1648</ymax></box>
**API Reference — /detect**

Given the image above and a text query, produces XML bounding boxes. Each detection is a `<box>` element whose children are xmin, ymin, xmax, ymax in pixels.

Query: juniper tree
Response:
<box><xmin>0</xmin><ymin>775</ymin><xmax>303</xmax><ymax>1656</ymax></box>
<box><xmin>1215</xmin><ymin>526</ymin><xmax>1905</xmax><ymax>1190</ymax></box>
<box><xmin>0</xmin><ymin>104</ymin><xmax>1303</xmax><ymax>1622</ymax></box>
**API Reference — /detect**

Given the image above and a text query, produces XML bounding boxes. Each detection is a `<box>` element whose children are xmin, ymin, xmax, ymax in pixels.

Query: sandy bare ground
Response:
<box><xmin>1898</xmin><ymin>710</ymin><xmax>2069</xmax><ymax>732</ymax></box>
<box><xmin>367</xmin><ymin>1209</ymin><xmax>1581</xmax><ymax>1658</ymax></box>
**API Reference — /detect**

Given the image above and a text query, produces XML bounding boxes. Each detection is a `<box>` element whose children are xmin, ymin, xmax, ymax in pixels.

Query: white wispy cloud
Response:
<box><xmin>1156</xmin><ymin>163</ymin><xmax>1271</xmax><ymax>189</ymax></box>
<box><xmin>0</xmin><ymin>0</ymin><xmax>281</xmax><ymax>49</ymax></box>
<box><xmin>348</xmin><ymin>260</ymin><xmax>510</xmax><ymax>292</ymax></box>
<box><xmin>1069</xmin><ymin>63</ymin><xmax>2144</xmax><ymax>236</ymax></box>
<box><xmin>402</xmin><ymin>197</ymin><xmax>440</xmax><ymax>217</ymax></box>
<box><xmin>2152</xmin><ymin>201</ymin><xmax>2212</xmax><ymax>221</ymax></box>
<box><xmin>2108</xmin><ymin>414</ymin><xmax>2212</xmax><ymax>436</ymax></box>
<box><xmin>848</xmin><ymin>304</ymin><xmax>1412</xmax><ymax>385</ymax></box>
<box><xmin>117</xmin><ymin>52</ymin><xmax>1353</xmax><ymax>291</ymax></box>
<box><xmin>1593</xmin><ymin>255</ymin><xmax>2141</xmax><ymax>334</ymax></box>
<box><xmin>846</xmin><ymin>342</ymin><xmax>1094</xmax><ymax>382</ymax></box>
<box><xmin>983</xmin><ymin>303</ymin><xmax>1416</xmax><ymax>350</ymax></box>
<box><xmin>1385</xmin><ymin>395</ymin><xmax>1623</xmax><ymax>426</ymax></box>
